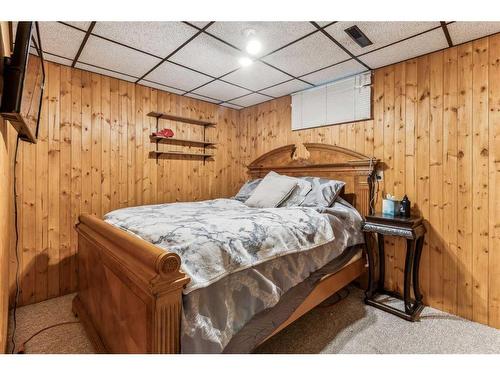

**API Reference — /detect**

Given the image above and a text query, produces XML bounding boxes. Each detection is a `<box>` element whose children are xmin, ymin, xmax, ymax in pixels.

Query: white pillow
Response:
<box><xmin>245</xmin><ymin>171</ymin><xmax>297</xmax><ymax>208</ymax></box>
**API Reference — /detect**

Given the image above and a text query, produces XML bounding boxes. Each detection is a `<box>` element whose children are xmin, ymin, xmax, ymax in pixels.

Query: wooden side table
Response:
<box><xmin>362</xmin><ymin>213</ymin><xmax>426</xmax><ymax>321</ymax></box>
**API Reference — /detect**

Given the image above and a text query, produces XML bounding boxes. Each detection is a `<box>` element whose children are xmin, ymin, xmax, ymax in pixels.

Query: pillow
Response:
<box><xmin>299</xmin><ymin>177</ymin><xmax>345</xmax><ymax>208</ymax></box>
<box><xmin>233</xmin><ymin>178</ymin><xmax>262</xmax><ymax>202</ymax></box>
<box><xmin>245</xmin><ymin>172</ymin><xmax>297</xmax><ymax>208</ymax></box>
<box><xmin>279</xmin><ymin>176</ymin><xmax>312</xmax><ymax>207</ymax></box>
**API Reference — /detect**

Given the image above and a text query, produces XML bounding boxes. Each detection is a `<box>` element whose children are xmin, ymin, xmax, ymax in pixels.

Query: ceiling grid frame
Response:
<box><xmin>31</xmin><ymin>20</ymin><xmax>500</xmax><ymax>108</ymax></box>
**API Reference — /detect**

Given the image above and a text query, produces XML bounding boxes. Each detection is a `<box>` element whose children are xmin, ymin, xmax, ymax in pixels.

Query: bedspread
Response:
<box><xmin>104</xmin><ymin>198</ymin><xmax>335</xmax><ymax>294</ymax></box>
<box><xmin>105</xmin><ymin>197</ymin><xmax>363</xmax><ymax>353</ymax></box>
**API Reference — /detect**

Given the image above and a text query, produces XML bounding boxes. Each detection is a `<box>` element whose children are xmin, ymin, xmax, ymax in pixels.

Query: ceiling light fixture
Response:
<box><xmin>238</xmin><ymin>56</ymin><xmax>253</xmax><ymax>67</ymax></box>
<box><xmin>246</xmin><ymin>38</ymin><xmax>262</xmax><ymax>55</ymax></box>
<box><xmin>242</xmin><ymin>28</ymin><xmax>262</xmax><ymax>55</ymax></box>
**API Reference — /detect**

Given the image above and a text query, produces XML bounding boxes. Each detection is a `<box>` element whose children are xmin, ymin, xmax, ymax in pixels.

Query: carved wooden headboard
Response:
<box><xmin>247</xmin><ymin>143</ymin><xmax>378</xmax><ymax>217</ymax></box>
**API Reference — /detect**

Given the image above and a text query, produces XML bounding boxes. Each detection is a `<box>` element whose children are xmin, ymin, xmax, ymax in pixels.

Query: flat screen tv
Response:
<box><xmin>0</xmin><ymin>22</ymin><xmax>45</xmax><ymax>143</ymax></box>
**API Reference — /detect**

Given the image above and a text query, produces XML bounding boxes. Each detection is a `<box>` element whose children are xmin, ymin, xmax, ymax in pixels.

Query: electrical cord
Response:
<box><xmin>368</xmin><ymin>157</ymin><xmax>378</xmax><ymax>215</ymax></box>
<box><xmin>16</xmin><ymin>321</ymin><xmax>80</xmax><ymax>354</ymax></box>
<box><xmin>10</xmin><ymin>134</ymin><xmax>20</xmax><ymax>354</ymax></box>
<box><xmin>317</xmin><ymin>288</ymin><xmax>350</xmax><ymax>308</ymax></box>
<box><xmin>371</xmin><ymin>175</ymin><xmax>379</xmax><ymax>214</ymax></box>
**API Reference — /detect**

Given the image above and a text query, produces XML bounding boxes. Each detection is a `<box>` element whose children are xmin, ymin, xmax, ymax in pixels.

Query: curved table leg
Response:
<box><xmin>412</xmin><ymin>235</ymin><xmax>425</xmax><ymax>304</ymax></box>
<box><xmin>364</xmin><ymin>232</ymin><xmax>376</xmax><ymax>299</ymax></box>
<box><xmin>404</xmin><ymin>239</ymin><xmax>415</xmax><ymax>313</ymax></box>
<box><xmin>377</xmin><ymin>233</ymin><xmax>385</xmax><ymax>292</ymax></box>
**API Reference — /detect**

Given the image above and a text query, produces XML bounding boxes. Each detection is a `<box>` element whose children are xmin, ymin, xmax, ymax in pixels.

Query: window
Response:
<box><xmin>291</xmin><ymin>71</ymin><xmax>372</xmax><ymax>130</ymax></box>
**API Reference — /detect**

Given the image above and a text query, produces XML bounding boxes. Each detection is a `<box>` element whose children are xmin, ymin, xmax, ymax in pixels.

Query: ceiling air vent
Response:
<box><xmin>344</xmin><ymin>25</ymin><xmax>373</xmax><ymax>48</ymax></box>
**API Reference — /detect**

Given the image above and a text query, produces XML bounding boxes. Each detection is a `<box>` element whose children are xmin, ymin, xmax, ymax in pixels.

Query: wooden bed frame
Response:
<box><xmin>73</xmin><ymin>143</ymin><xmax>377</xmax><ymax>353</ymax></box>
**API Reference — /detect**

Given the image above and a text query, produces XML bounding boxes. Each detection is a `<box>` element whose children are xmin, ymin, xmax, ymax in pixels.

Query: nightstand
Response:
<box><xmin>362</xmin><ymin>213</ymin><xmax>426</xmax><ymax>321</ymax></box>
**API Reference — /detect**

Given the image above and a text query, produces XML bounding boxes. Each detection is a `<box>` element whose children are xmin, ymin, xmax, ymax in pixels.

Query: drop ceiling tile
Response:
<box><xmin>220</xmin><ymin>103</ymin><xmax>243</xmax><ymax>110</ymax></box>
<box><xmin>170</xmin><ymin>32</ymin><xmax>242</xmax><ymax>77</ymax></box>
<box><xmin>315</xmin><ymin>21</ymin><xmax>336</xmax><ymax>28</ymax></box>
<box><xmin>207</xmin><ymin>22</ymin><xmax>316</xmax><ymax>57</ymax></box>
<box><xmin>78</xmin><ymin>35</ymin><xmax>161</xmax><ymax>78</ymax></box>
<box><xmin>359</xmin><ymin>28</ymin><xmax>447</xmax><ymax>69</ymax></box>
<box><xmin>262</xmin><ymin>32</ymin><xmax>350</xmax><ymax>77</ymax></box>
<box><xmin>229</xmin><ymin>93</ymin><xmax>270</xmax><ymax>107</ymax></box>
<box><xmin>38</xmin><ymin>21</ymin><xmax>86</xmax><ymax>60</ymax></box>
<box><xmin>447</xmin><ymin>22</ymin><xmax>500</xmax><ymax>45</ymax></box>
<box><xmin>301</xmin><ymin>59</ymin><xmax>367</xmax><ymax>85</ymax></box>
<box><xmin>92</xmin><ymin>22</ymin><xmax>197</xmax><ymax>58</ymax></box>
<box><xmin>42</xmin><ymin>52</ymin><xmax>73</xmax><ymax>67</ymax></box>
<box><xmin>184</xmin><ymin>93</ymin><xmax>221</xmax><ymax>103</ymax></box>
<box><xmin>325</xmin><ymin>22</ymin><xmax>440</xmax><ymax>56</ymax></box>
<box><xmin>138</xmin><ymin>80</ymin><xmax>185</xmax><ymax>95</ymax></box>
<box><xmin>144</xmin><ymin>61</ymin><xmax>213</xmax><ymax>92</ymax></box>
<box><xmin>75</xmin><ymin>62</ymin><xmax>138</xmax><ymax>82</ymax></box>
<box><xmin>222</xmin><ymin>61</ymin><xmax>290</xmax><ymax>91</ymax></box>
<box><xmin>188</xmin><ymin>21</ymin><xmax>211</xmax><ymax>29</ymax></box>
<box><xmin>63</xmin><ymin>21</ymin><xmax>92</xmax><ymax>31</ymax></box>
<box><xmin>259</xmin><ymin>79</ymin><xmax>312</xmax><ymax>97</ymax></box>
<box><xmin>193</xmin><ymin>80</ymin><xmax>251</xmax><ymax>102</ymax></box>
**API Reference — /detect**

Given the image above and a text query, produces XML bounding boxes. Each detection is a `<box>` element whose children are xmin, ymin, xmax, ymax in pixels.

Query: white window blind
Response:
<box><xmin>291</xmin><ymin>71</ymin><xmax>372</xmax><ymax>130</ymax></box>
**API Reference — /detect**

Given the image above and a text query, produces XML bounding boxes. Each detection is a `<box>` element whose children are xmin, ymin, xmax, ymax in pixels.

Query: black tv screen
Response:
<box><xmin>0</xmin><ymin>22</ymin><xmax>45</xmax><ymax>143</ymax></box>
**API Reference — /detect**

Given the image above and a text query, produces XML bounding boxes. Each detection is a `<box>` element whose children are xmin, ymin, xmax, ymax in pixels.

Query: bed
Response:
<box><xmin>72</xmin><ymin>143</ymin><xmax>377</xmax><ymax>353</ymax></box>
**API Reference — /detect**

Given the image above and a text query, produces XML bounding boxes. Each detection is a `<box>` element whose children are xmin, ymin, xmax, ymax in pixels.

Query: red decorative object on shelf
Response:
<box><xmin>153</xmin><ymin>128</ymin><xmax>174</xmax><ymax>138</ymax></box>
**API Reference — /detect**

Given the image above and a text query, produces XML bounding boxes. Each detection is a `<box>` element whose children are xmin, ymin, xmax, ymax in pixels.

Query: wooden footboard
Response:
<box><xmin>73</xmin><ymin>214</ymin><xmax>189</xmax><ymax>353</ymax></box>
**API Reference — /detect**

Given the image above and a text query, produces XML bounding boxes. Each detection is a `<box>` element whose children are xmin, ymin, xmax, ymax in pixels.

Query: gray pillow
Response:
<box><xmin>279</xmin><ymin>176</ymin><xmax>312</xmax><ymax>207</ymax></box>
<box><xmin>245</xmin><ymin>172</ymin><xmax>297</xmax><ymax>208</ymax></box>
<box><xmin>299</xmin><ymin>177</ymin><xmax>345</xmax><ymax>208</ymax></box>
<box><xmin>233</xmin><ymin>178</ymin><xmax>262</xmax><ymax>202</ymax></box>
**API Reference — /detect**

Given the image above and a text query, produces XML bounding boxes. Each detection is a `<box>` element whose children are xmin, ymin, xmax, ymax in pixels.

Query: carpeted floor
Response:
<box><xmin>7</xmin><ymin>286</ymin><xmax>500</xmax><ymax>354</ymax></box>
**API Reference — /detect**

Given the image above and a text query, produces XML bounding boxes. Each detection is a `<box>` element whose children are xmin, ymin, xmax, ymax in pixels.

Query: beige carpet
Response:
<box><xmin>7</xmin><ymin>293</ymin><xmax>94</xmax><ymax>354</ymax></box>
<box><xmin>7</xmin><ymin>287</ymin><xmax>500</xmax><ymax>354</ymax></box>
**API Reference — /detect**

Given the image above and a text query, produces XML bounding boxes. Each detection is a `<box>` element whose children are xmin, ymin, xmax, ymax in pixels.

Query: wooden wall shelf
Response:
<box><xmin>148</xmin><ymin>112</ymin><xmax>216</xmax><ymax>162</ymax></box>
<box><xmin>150</xmin><ymin>150</ymin><xmax>214</xmax><ymax>159</ymax></box>
<box><xmin>147</xmin><ymin>111</ymin><xmax>216</xmax><ymax>127</ymax></box>
<box><xmin>150</xmin><ymin>135</ymin><xmax>216</xmax><ymax>147</ymax></box>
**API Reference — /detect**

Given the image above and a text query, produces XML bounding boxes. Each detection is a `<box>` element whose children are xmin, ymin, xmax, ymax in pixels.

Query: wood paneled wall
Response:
<box><xmin>238</xmin><ymin>33</ymin><xmax>500</xmax><ymax>329</ymax></box>
<box><xmin>9</xmin><ymin>58</ymin><xmax>243</xmax><ymax>307</ymax></box>
<box><xmin>0</xmin><ymin>22</ymin><xmax>15</xmax><ymax>353</ymax></box>
<box><xmin>0</xmin><ymin>116</ymin><xmax>10</xmax><ymax>353</ymax></box>
<box><xmin>0</xmin><ymin>109</ymin><xmax>10</xmax><ymax>353</ymax></box>
<box><xmin>6</xmin><ymin>34</ymin><xmax>500</xmax><ymax>332</ymax></box>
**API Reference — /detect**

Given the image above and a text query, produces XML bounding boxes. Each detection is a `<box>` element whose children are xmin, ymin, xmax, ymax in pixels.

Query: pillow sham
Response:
<box><xmin>278</xmin><ymin>175</ymin><xmax>312</xmax><ymax>207</ymax></box>
<box><xmin>299</xmin><ymin>177</ymin><xmax>345</xmax><ymax>208</ymax></box>
<box><xmin>233</xmin><ymin>178</ymin><xmax>262</xmax><ymax>202</ymax></box>
<box><xmin>245</xmin><ymin>172</ymin><xmax>297</xmax><ymax>208</ymax></box>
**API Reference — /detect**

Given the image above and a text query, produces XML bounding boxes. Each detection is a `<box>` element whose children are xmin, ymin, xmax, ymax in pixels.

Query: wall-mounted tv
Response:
<box><xmin>0</xmin><ymin>22</ymin><xmax>45</xmax><ymax>143</ymax></box>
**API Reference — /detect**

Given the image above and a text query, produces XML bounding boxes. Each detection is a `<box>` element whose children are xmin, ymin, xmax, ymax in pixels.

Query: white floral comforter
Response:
<box><xmin>104</xmin><ymin>198</ymin><xmax>335</xmax><ymax>294</ymax></box>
